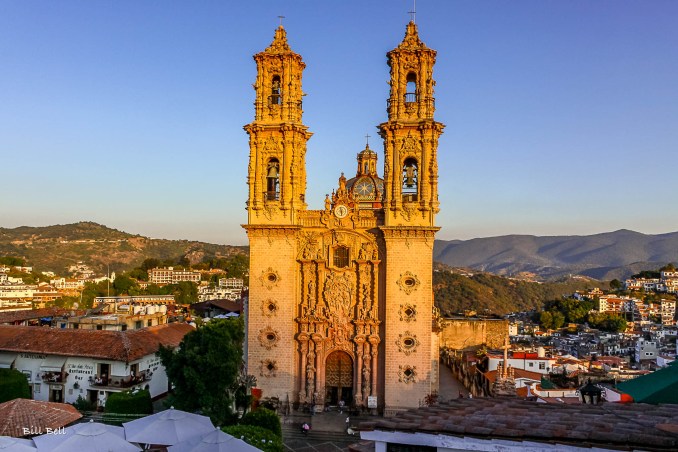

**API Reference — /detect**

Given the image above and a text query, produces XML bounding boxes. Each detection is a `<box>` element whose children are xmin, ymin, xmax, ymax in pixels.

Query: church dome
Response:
<box><xmin>345</xmin><ymin>143</ymin><xmax>384</xmax><ymax>206</ymax></box>
<box><xmin>346</xmin><ymin>175</ymin><xmax>384</xmax><ymax>202</ymax></box>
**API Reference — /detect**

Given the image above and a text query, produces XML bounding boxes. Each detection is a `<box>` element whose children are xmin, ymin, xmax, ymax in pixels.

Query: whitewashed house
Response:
<box><xmin>0</xmin><ymin>323</ymin><xmax>193</xmax><ymax>408</ymax></box>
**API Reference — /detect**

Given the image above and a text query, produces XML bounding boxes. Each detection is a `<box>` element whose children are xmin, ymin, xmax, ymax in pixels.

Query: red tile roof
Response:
<box><xmin>359</xmin><ymin>399</ymin><xmax>678</xmax><ymax>450</ymax></box>
<box><xmin>0</xmin><ymin>308</ymin><xmax>77</xmax><ymax>325</ymax></box>
<box><xmin>483</xmin><ymin>368</ymin><xmax>543</xmax><ymax>384</ymax></box>
<box><xmin>0</xmin><ymin>323</ymin><xmax>194</xmax><ymax>362</ymax></box>
<box><xmin>0</xmin><ymin>398</ymin><xmax>82</xmax><ymax>437</ymax></box>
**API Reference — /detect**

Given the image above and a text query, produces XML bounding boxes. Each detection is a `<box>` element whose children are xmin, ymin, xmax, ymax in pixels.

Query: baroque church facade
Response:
<box><xmin>243</xmin><ymin>21</ymin><xmax>444</xmax><ymax>415</ymax></box>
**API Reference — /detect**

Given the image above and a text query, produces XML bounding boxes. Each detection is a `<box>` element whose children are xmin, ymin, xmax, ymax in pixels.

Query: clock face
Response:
<box><xmin>334</xmin><ymin>205</ymin><xmax>348</xmax><ymax>219</ymax></box>
<box><xmin>355</xmin><ymin>180</ymin><xmax>375</xmax><ymax>198</ymax></box>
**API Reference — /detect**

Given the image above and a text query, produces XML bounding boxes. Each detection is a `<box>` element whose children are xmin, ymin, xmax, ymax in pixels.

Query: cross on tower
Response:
<box><xmin>278</xmin><ymin>15</ymin><xmax>285</xmax><ymax>26</ymax></box>
<box><xmin>365</xmin><ymin>133</ymin><xmax>371</xmax><ymax>146</ymax></box>
<box><xmin>408</xmin><ymin>0</ymin><xmax>416</xmax><ymax>23</ymax></box>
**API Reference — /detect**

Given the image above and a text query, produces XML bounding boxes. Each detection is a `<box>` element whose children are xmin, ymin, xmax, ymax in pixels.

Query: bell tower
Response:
<box><xmin>243</xmin><ymin>26</ymin><xmax>311</xmax><ymax>400</ymax></box>
<box><xmin>379</xmin><ymin>21</ymin><xmax>444</xmax><ymax>227</ymax></box>
<box><xmin>379</xmin><ymin>21</ymin><xmax>444</xmax><ymax>415</ymax></box>
<box><xmin>244</xmin><ymin>25</ymin><xmax>312</xmax><ymax>225</ymax></box>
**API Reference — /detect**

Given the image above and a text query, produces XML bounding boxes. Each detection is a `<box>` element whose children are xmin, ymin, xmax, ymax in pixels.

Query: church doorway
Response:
<box><xmin>324</xmin><ymin>351</ymin><xmax>353</xmax><ymax>406</ymax></box>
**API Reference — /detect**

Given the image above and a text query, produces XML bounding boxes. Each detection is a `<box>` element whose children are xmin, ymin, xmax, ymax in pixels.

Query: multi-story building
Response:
<box><xmin>486</xmin><ymin>350</ymin><xmax>558</xmax><ymax>375</ymax></box>
<box><xmin>661</xmin><ymin>299</ymin><xmax>676</xmax><ymax>325</ymax></box>
<box><xmin>635</xmin><ymin>338</ymin><xmax>658</xmax><ymax>363</ymax></box>
<box><xmin>49</xmin><ymin>278</ymin><xmax>86</xmax><ymax>290</ymax></box>
<box><xmin>148</xmin><ymin>267</ymin><xmax>201</xmax><ymax>285</ymax></box>
<box><xmin>219</xmin><ymin>278</ymin><xmax>245</xmax><ymax>290</ymax></box>
<box><xmin>93</xmin><ymin>295</ymin><xmax>175</xmax><ymax>306</ymax></box>
<box><xmin>197</xmin><ymin>286</ymin><xmax>241</xmax><ymax>302</ymax></box>
<box><xmin>0</xmin><ymin>323</ymin><xmax>192</xmax><ymax>407</ymax></box>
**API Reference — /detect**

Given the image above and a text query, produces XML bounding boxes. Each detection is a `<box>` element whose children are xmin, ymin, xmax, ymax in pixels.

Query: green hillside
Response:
<box><xmin>433</xmin><ymin>269</ymin><xmax>605</xmax><ymax>316</ymax></box>
<box><xmin>0</xmin><ymin>222</ymin><xmax>246</xmax><ymax>276</ymax></box>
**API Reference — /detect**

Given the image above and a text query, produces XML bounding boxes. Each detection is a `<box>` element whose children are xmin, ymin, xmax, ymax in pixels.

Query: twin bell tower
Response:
<box><xmin>243</xmin><ymin>20</ymin><xmax>444</xmax><ymax>416</ymax></box>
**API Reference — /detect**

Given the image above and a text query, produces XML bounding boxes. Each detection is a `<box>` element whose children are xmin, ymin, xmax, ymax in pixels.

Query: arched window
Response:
<box><xmin>402</xmin><ymin>157</ymin><xmax>418</xmax><ymax>202</ymax></box>
<box><xmin>405</xmin><ymin>72</ymin><xmax>417</xmax><ymax>103</ymax></box>
<box><xmin>270</xmin><ymin>75</ymin><xmax>282</xmax><ymax>105</ymax></box>
<box><xmin>333</xmin><ymin>246</ymin><xmax>349</xmax><ymax>268</ymax></box>
<box><xmin>266</xmin><ymin>158</ymin><xmax>280</xmax><ymax>201</ymax></box>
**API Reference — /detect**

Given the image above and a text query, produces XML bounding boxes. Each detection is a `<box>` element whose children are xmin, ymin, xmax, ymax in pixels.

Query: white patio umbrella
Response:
<box><xmin>123</xmin><ymin>407</ymin><xmax>215</xmax><ymax>447</ymax></box>
<box><xmin>32</xmin><ymin>420</ymin><xmax>140</xmax><ymax>452</ymax></box>
<box><xmin>168</xmin><ymin>427</ymin><xmax>261</xmax><ymax>452</ymax></box>
<box><xmin>0</xmin><ymin>436</ymin><xmax>37</xmax><ymax>451</ymax></box>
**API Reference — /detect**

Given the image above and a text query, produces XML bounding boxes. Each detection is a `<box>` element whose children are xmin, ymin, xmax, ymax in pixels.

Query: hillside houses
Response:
<box><xmin>625</xmin><ymin>270</ymin><xmax>678</xmax><ymax>293</ymax></box>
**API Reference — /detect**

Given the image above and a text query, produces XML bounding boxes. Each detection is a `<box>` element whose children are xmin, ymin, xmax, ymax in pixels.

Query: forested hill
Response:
<box><xmin>434</xmin><ymin>229</ymin><xmax>678</xmax><ymax>281</ymax></box>
<box><xmin>433</xmin><ymin>268</ymin><xmax>603</xmax><ymax>317</ymax></box>
<box><xmin>0</xmin><ymin>222</ymin><xmax>246</xmax><ymax>275</ymax></box>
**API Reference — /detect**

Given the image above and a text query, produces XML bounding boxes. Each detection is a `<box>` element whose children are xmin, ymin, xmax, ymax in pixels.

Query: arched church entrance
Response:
<box><xmin>325</xmin><ymin>351</ymin><xmax>353</xmax><ymax>406</ymax></box>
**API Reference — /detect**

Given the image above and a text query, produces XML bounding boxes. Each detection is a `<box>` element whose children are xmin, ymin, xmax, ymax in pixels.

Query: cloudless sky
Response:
<box><xmin>1</xmin><ymin>1</ymin><xmax>677</xmax><ymax>245</ymax></box>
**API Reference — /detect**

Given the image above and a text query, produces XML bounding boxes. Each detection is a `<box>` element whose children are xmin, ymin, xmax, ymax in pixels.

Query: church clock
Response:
<box><xmin>334</xmin><ymin>204</ymin><xmax>348</xmax><ymax>218</ymax></box>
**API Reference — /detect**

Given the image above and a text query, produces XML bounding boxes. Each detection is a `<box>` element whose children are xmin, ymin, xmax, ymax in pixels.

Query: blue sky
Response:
<box><xmin>1</xmin><ymin>1</ymin><xmax>677</xmax><ymax>245</ymax></box>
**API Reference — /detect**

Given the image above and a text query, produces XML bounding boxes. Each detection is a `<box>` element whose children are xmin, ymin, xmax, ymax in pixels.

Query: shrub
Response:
<box><xmin>0</xmin><ymin>368</ymin><xmax>31</xmax><ymax>403</ymax></box>
<box><xmin>239</xmin><ymin>407</ymin><xmax>281</xmax><ymax>438</ymax></box>
<box><xmin>222</xmin><ymin>425</ymin><xmax>282</xmax><ymax>452</ymax></box>
<box><xmin>72</xmin><ymin>395</ymin><xmax>96</xmax><ymax>412</ymax></box>
<box><xmin>104</xmin><ymin>389</ymin><xmax>153</xmax><ymax>415</ymax></box>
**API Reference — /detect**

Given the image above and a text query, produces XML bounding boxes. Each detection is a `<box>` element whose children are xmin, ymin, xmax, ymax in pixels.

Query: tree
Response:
<box><xmin>168</xmin><ymin>281</ymin><xmax>198</xmax><ymax>304</ymax></box>
<box><xmin>140</xmin><ymin>258</ymin><xmax>161</xmax><ymax>272</ymax></box>
<box><xmin>609</xmin><ymin>279</ymin><xmax>622</xmax><ymax>290</ymax></box>
<box><xmin>660</xmin><ymin>263</ymin><xmax>677</xmax><ymax>272</ymax></box>
<box><xmin>112</xmin><ymin>273</ymin><xmax>138</xmax><ymax>295</ymax></box>
<box><xmin>128</xmin><ymin>268</ymin><xmax>149</xmax><ymax>281</ymax></box>
<box><xmin>158</xmin><ymin>318</ymin><xmax>244</xmax><ymax>425</ymax></box>
<box><xmin>540</xmin><ymin>310</ymin><xmax>565</xmax><ymax>330</ymax></box>
<box><xmin>588</xmin><ymin>312</ymin><xmax>627</xmax><ymax>333</ymax></box>
<box><xmin>0</xmin><ymin>368</ymin><xmax>31</xmax><ymax>403</ymax></box>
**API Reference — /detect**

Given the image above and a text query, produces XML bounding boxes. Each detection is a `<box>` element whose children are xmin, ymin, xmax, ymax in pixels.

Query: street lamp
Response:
<box><xmin>578</xmin><ymin>378</ymin><xmax>602</xmax><ymax>405</ymax></box>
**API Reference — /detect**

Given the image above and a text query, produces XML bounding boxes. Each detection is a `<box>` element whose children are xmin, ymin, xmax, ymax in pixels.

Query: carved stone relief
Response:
<box><xmin>399</xmin><ymin>303</ymin><xmax>417</xmax><ymax>322</ymax></box>
<box><xmin>398</xmin><ymin>365</ymin><xmax>417</xmax><ymax>384</ymax></box>
<box><xmin>395</xmin><ymin>332</ymin><xmax>420</xmax><ymax>356</ymax></box>
<box><xmin>261</xmin><ymin>298</ymin><xmax>278</xmax><ymax>316</ymax></box>
<box><xmin>258</xmin><ymin>326</ymin><xmax>280</xmax><ymax>350</ymax></box>
<box><xmin>396</xmin><ymin>271</ymin><xmax>420</xmax><ymax>295</ymax></box>
<box><xmin>260</xmin><ymin>360</ymin><xmax>278</xmax><ymax>378</ymax></box>
<box><xmin>260</xmin><ymin>267</ymin><xmax>280</xmax><ymax>290</ymax></box>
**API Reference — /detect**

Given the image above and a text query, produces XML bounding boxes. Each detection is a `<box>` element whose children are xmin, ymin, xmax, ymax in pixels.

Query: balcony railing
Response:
<box><xmin>89</xmin><ymin>370</ymin><xmax>152</xmax><ymax>389</ymax></box>
<box><xmin>41</xmin><ymin>372</ymin><xmax>65</xmax><ymax>383</ymax></box>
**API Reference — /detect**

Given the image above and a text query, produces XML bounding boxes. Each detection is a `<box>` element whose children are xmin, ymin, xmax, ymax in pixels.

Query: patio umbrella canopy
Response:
<box><xmin>32</xmin><ymin>420</ymin><xmax>140</xmax><ymax>452</ymax></box>
<box><xmin>123</xmin><ymin>407</ymin><xmax>215</xmax><ymax>447</ymax></box>
<box><xmin>168</xmin><ymin>428</ymin><xmax>261</xmax><ymax>452</ymax></box>
<box><xmin>0</xmin><ymin>436</ymin><xmax>37</xmax><ymax>451</ymax></box>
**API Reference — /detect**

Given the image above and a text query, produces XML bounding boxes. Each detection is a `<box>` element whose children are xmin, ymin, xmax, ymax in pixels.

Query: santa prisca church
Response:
<box><xmin>243</xmin><ymin>20</ymin><xmax>444</xmax><ymax>415</ymax></box>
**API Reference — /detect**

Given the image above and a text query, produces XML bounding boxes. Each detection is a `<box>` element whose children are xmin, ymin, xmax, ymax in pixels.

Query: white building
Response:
<box><xmin>660</xmin><ymin>299</ymin><xmax>676</xmax><ymax>325</ymax></box>
<box><xmin>148</xmin><ymin>267</ymin><xmax>201</xmax><ymax>285</ymax></box>
<box><xmin>0</xmin><ymin>323</ymin><xmax>193</xmax><ymax>407</ymax></box>
<box><xmin>486</xmin><ymin>350</ymin><xmax>557</xmax><ymax>375</ymax></box>
<box><xmin>219</xmin><ymin>278</ymin><xmax>244</xmax><ymax>289</ymax></box>
<box><xmin>635</xmin><ymin>338</ymin><xmax>658</xmax><ymax>362</ymax></box>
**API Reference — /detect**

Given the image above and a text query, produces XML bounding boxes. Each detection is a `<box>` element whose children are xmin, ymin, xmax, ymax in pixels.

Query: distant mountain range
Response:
<box><xmin>0</xmin><ymin>222</ymin><xmax>245</xmax><ymax>275</ymax></box>
<box><xmin>434</xmin><ymin>229</ymin><xmax>678</xmax><ymax>281</ymax></box>
<box><xmin>2</xmin><ymin>223</ymin><xmax>676</xmax><ymax>282</ymax></box>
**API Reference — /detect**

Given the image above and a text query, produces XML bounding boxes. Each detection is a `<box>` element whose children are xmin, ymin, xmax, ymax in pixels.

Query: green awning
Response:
<box><xmin>617</xmin><ymin>363</ymin><xmax>678</xmax><ymax>404</ymax></box>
